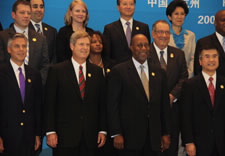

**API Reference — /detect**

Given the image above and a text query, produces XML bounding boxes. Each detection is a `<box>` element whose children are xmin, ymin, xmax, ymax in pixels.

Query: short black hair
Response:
<box><xmin>199</xmin><ymin>45</ymin><xmax>219</xmax><ymax>59</ymax></box>
<box><xmin>166</xmin><ymin>0</ymin><xmax>189</xmax><ymax>17</ymax></box>
<box><xmin>12</xmin><ymin>0</ymin><xmax>31</xmax><ymax>12</ymax></box>
<box><xmin>117</xmin><ymin>0</ymin><xmax>136</xmax><ymax>6</ymax></box>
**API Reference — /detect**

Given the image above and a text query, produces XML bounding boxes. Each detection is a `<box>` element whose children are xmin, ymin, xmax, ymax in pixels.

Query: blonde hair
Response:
<box><xmin>65</xmin><ymin>0</ymin><xmax>89</xmax><ymax>26</ymax></box>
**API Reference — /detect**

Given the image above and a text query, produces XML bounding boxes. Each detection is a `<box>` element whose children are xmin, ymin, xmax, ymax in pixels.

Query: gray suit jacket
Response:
<box><xmin>0</xmin><ymin>26</ymin><xmax>49</xmax><ymax>84</ymax></box>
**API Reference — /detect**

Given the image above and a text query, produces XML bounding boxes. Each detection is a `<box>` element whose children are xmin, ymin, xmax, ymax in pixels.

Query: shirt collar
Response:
<box><xmin>171</xmin><ymin>28</ymin><xmax>188</xmax><ymax>36</ymax></box>
<box><xmin>14</xmin><ymin>24</ymin><xmax>28</xmax><ymax>34</ymax></box>
<box><xmin>132</xmin><ymin>57</ymin><xmax>148</xmax><ymax>69</ymax></box>
<box><xmin>10</xmin><ymin>59</ymin><xmax>25</xmax><ymax>73</ymax></box>
<box><xmin>215</xmin><ymin>32</ymin><xmax>224</xmax><ymax>46</ymax></box>
<box><xmin>71</xmin><ymin>57</ymin><xmax>86</xmax><ymax>69</ymax></box>
<box><xmin>202</xmin><ymin>70</ymin><xmax>216</xmax><ymax>85</ymax></box>
<box><xmin>120</xmin><ymin>18</ymin><xmax>133</xmax><ymax>27</ymax></box>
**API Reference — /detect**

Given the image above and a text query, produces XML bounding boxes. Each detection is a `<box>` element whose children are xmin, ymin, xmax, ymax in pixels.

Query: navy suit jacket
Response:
<box><xmin>103</xmin><ymin>19</ymin><xmax>151</xmax><ymax>65</ymax></box>
<box><xmin>0</xmin><ymin>62</ymin><xmax>42</xmax><ymax>153</ymax></box>
<box><xmin>180</xmin><ymin>73</ymin><xmax>225</xmax><ymax>156</ymax></box>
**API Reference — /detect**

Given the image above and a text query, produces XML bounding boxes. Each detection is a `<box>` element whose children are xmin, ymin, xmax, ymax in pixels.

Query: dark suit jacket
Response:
<box><xmin>29</xmin><ymin>22</ymin><xmax>57</xmax><ymax>63</ymax></box>
<box><xmin>194</xmin><ymin>33</ymin><xmax>225</xmax><ymax>77</ymax></box>
<box><xmin>0</xmin><ymin>26</ymin><xmax>49</xmax><ymax>84</ymax></box>
<box><xmin>0</xmin><ymin>62</ymin><xmax>42</xmax><ymax>153</ymax></box>
<box><xmin>107</xmin><ymin>59</ymin><xmax>171</xmax><ymax>151</ymax></box>
<box><xmin>103</xmin><ymin>19</ymin><xmax>151</xmax><ymax>65</ymax></box>
<box><xmin>150</xmin><ymin>44</ymin><xmax>188</xmax><ymax>99</ymax></box>
<box><xmin>56</xmin><ymin>25</ymin><xmax>94</xmax><ymax>63</ymax></box>
<box><xmin>180</xmin><ymin>73</ymin><xmax>225</xmax><ymax>156</ymax></box>
<box><xmin>44</xmin><ymin>60</ymin><xmax>106</xmax><ymax>148</ymax></box>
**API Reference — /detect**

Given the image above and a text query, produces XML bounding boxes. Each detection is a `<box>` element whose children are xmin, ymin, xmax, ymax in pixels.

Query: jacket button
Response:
<box><xmin>20</xmin><ymin>122</ymin><xmax>24</xmax><ymax>126</ymax></box>
<box><xmin>22</xmin><ymin>109</ymin><xmax>26</xmax><ymax>113</ymax></box>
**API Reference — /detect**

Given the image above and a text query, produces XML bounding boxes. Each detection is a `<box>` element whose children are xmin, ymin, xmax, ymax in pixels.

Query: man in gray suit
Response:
<box><xmin>0</xmin><ymin>0</ymin><xmax>49</xmax><ymax>84</ymax></box>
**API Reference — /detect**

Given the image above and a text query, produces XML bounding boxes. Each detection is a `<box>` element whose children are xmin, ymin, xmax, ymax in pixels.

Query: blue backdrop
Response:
<box><xmin>0</xmin><ymin>0</ymin><xmax>224</xmax><ymax>40</ymax></box>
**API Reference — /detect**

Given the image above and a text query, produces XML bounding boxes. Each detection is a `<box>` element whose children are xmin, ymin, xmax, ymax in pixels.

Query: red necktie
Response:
<box><xmin>79</xmin><ymin>65</ymin><xmax>85</xmax><ymax>99</ymax></box>
<box><xmin>208</xmin><ymin>77</ymin><xmax>215</xmax><ymax>107</ymax></box>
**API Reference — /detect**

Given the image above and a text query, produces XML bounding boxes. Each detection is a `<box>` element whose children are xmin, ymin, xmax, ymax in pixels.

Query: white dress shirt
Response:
<box><xmin>10</xmin><ymin>59</ymin><xmax>26</xmax><ymax>88</ymax></box>
<box><xmin>120</xmin><ymin>17</ymin><xmax>133</xmax><ymax>35</ymax></box>
<box><xmin>202</xmin><ymin>71</ymin><xmax>216</xmax><ymax>88</ymax></box>
<box><xmin>153</xmin><ymin>42</ymin><xmax>168</xmax><ymax>64</ymax></box>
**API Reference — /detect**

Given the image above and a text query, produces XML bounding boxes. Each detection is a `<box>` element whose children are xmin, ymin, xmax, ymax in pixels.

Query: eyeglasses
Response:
<box><xmin>155</xmin><ymin>30</ymin><xmax>170</xmax><ymax>35</ymax></box>
<box><xmin>200</xmin><ymin>54</ymin><xmax>219</xmax><ymax>59</ymax></box>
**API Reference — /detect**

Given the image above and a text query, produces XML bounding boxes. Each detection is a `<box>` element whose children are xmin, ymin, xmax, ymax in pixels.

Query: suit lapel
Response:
<box><xmin>7</xmin><ymin>63</ymin><xmax>24</xmax><ymax>105</ymax></box>
<box><xmin>212</xmin><ymin>33</ymin><xmax>225</xmax><ymax>59</ymax></box>
<box><xmin>116</xmin><ymin>20</ymin><xmax>129</xmax><ymax>46</ymax></box>
<box><xmin>214</xmin><ymin>75</ymin><xmax>225</xmax><ymax>110</ymax></box>
<box><xmin>84</xmin><ymin>62</ymin><xmax>93</xmax><ymax>100</ymax></box>
<box><xmin>167</xmin><ymin>47</ymin><xmax>175</xmax><ymax>78</ymax></box>
<box><xmin>24</xmin><ymin>65</ymin><xmax>32</xmax><ymax>107</ymax></box>
<box><xmin>150</xmin><ymin>44</ymin><xmax>161</xmax><ymax>68</ymax></box>
<box><xmin>128</xmin><ymin>60</ymin><xmax>149</xmax><ymax>101</ymax></box>
<box><xmin>197</xmin><ymin>74</ymin><xmax>214</xmax><ymax>111</ymax></box>
<box><xmin>65</xmin><ymin>60</ymin><xmax>82</xmax><ymax>99</ymax></box>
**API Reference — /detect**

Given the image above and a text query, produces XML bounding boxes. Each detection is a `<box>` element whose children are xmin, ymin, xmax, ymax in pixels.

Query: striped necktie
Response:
<box><xmin>79</xmin><ymin>65</ymin><xmax>86</xmax><ymax>99</ymax></box>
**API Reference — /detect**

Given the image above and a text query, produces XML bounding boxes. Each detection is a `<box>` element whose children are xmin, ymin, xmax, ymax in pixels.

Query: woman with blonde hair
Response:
<box><xmin>56</xmin><ymin>0</ymin><xmax>94</xmax><ymax>62</ymax></box>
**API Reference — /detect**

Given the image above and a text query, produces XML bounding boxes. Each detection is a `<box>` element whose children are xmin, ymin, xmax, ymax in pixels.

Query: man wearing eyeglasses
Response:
<box><xmin>180</xmin><ymin>47</ymin><xmax>225</xmax><ymax>156</ymax></box>
<box><xmin>29</xmin><ymin>0</ymin><xmax>57</xmax><ymax>63</ymax></box>
<box><xmin>150</xmin><ymin>20</ymin><xmax>188</xmax><ymax>156</ymax></box>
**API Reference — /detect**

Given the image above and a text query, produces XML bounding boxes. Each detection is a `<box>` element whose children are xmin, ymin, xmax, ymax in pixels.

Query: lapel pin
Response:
<box><xmin>27</xmin><ymin>78</ymin><xmax>32</xmax><ymax>83</ymax></box>
<box><xmin>220</xmin><ymin>85</ymin><xmax>224</xmax><ymax>89</ymax></box>
<box><xmin>136</xmin><ymin>26</ymin><xmax>140</xmax><ymax>30</ymax></box>
<box><xmin>32</xmin><ymin>38</ymin><xmax>37</xmax><ymax>42</ymax></box>
<box><xmin>151</xmin><ymin>72</ymin><xmax>155</xmax><ymax>77</ymax></box>
<box><xmin>44</xmin><ymin>27</ymin><xmax>48</xmax><ymax>31</ymax></box>
<box><xmin>106</xmin><ymin>68</ymin><xmax>111</xmax><ymax>73</ymax></box>
<box><xmin>88</xmin><ymin>73</ymin><xmax>92</xmax><ymax>77</ymax></box>
<box><xmin>170</xmin><ymin>53</ymin><xmax>174</xmax><ymax>58</ymax></box>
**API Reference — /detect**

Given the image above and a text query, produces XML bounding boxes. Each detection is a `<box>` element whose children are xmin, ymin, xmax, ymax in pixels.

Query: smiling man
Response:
<box><xmin>150</xmin><ymin>20</ymin><xmax>188</xmax><ymax>156</ymax></box>
<box><xmin>180</xmin><ymin>46</ymin><xmax>225</xmax><ymax>156</ymax></box>
<box><xmin>29</xmin><ymin>0</ymin><xmax>57</xmax><ymax>63</ymax></box>
<box><xmin>0</xmin><ymin>33</ymin><xmax>42</xmax><ymax>156</ymax></box>
<box><xmin>103</xmin><ymin>0</ymin><xmax>151</xmax><ymax>65</ymax></box>
<box><xmin>44</xmin><ymin>31</ymin><xmax>106</xmax><ymax>156</ymax></box>
<box><xmin>107</xmin><ymin>34</ymin><xmax>171</xmax><ymax>156</ymax></box>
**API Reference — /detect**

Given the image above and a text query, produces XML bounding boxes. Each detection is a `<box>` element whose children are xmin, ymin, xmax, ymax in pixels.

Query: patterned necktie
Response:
<box><xmin>223</xmin><ymin>37</ymin><xmax>225</xmax><ymax>52</ymax></box>
<box><xmin>23</xmin><ymin>31</ymin><xmax>29</xmax><ymax>65</ymax></box>
<box><xmin>160</xmin><ymin>51</ymin><xmax>167</xmax><ymax>71</ymax></box>
<box><xmin>79</xmin><ymin>65</ymin><xmax>86</xmax><ymax>99</ymax></box>
<box><xmin>18</xmin><ymin>67</ymin><xmax>25</xmax><ymax>103</ymax></box>
<box><xmin>126</xmin><ymin>21</ymin><xmax>132</xmax><ymax>46</ymax></box>
<box><xmin>208</xmin><ymin>77</ymin><xmax>215</xmax><ymax>107</ymax></box>
<box><xmin>35</xmin><ymin>23</ymin><xmax>41</xmax><ymax>34</ymax></box>
<box><xmin>140</xmin><ymin>65</ymin><xmax>150</xmax><ymax>101</ymax></box>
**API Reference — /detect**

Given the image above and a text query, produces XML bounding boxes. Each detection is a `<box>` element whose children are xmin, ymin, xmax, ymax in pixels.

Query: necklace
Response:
<box><xmin>89</xmin><ymin>58</ymin><xmax>103</xmax><ymax>66</ymax></box>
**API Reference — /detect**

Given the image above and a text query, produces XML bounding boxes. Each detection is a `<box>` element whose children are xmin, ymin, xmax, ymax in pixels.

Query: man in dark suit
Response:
<box><xmin>107</xmin><ymin>34</ymin><xmax>171</xmax><ymax>156</ymax></box>
<box><xmin>44</xmin><ymin>31</ymin><xmax>106</xmax><ymax>156</ymax></box>
<box><xmin>180</xmin><ymin>46</ymin><xmax>225</xmax><ymax>156</ymax></box>
<box><xmin>194</xmin><ymin>10</ymin><xmax>225</xmax><ymax>77</ymax></box>
<box><xmin>0</xmin><ymin>33</ymin><xmax>42</xmax><ymax>156</ymax></box>
<box><xmin>29</xmin><ymin>0</ymin><xmax>57</xmax><ymax>63</ymax></box>
<box><xmin>0</xmin><ymin>0</ymin><xmax>49</xmax><ymax>84</ymax></box>
<box><xmin>150</xmin><ymin>20</ymin><xmax>188</xmax><ymax>156</ymax></box>
<box><xmin>103</xmin><ymin>0</ymin><xmax>151</xmax><ymax>65</ymax></box>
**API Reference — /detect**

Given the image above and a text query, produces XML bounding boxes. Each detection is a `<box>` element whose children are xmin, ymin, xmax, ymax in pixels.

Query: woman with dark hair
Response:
<box><xmin>56</xmin><ymin>0</ymin><xmax>94</xmax><ymax>63</ymax></box>
<box><xmin>89</xmin><ymin>31</ymin><xmax>114</xmax><ymax>76</ymax></box>
<box><xmin>167</xmin><ymin>0</ymin><xmax>196</xmax><ymax>78</ymax></box>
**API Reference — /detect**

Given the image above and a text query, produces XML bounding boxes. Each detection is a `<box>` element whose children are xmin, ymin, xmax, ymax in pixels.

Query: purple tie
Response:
<box><xmin>18</xmin><ymin>67</ymin><xmax>25</xmax><ymax>102</ymax></box>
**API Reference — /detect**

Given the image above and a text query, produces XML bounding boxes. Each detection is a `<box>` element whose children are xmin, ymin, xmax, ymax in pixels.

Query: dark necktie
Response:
<box><xmin>140</xmin><ymin>65</ymin><xmax>150</xmax><ymax>101</ymax></box>
<box><xmin>79</xmin><ymin>65</ymin><xmax>86</xmax><ymax>99</ymax></box>
<box><xmin>160</xmin><ymin>51</ymin><xmax>167</xmax><ymax>71</ymax></box>
<box><xmin>208</xmin><ymin>77</ymin><xmax>215</xmax><ymax>107</ymax></box>
<box><xmin>126</xmin><ymin>21</ymin><xmax>131</xmax><ymax>46</ymax></box>
<box><xmin>18</xmin><ymin>67</ymin><xmax>25</xmax><ymax>103</ymax></box>
<box><xmin>35</xmin><ymin>23</ymin><xmax>41</xmax><ymax>34</ymax></box>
